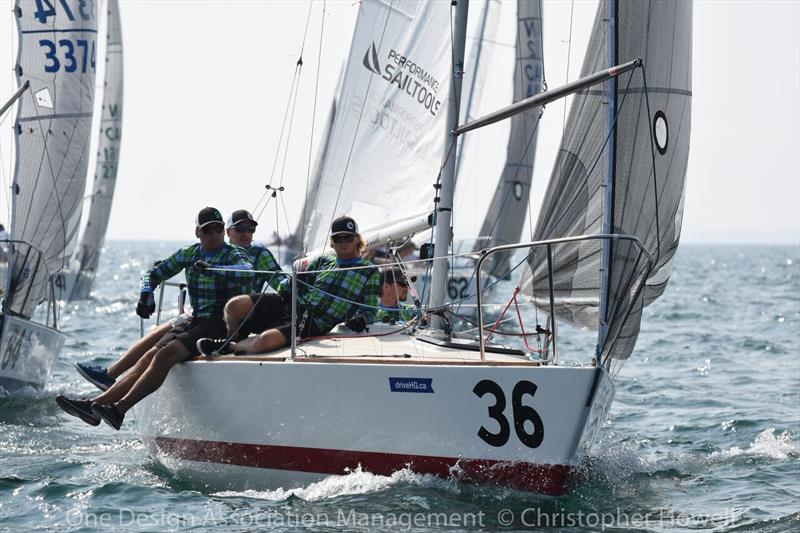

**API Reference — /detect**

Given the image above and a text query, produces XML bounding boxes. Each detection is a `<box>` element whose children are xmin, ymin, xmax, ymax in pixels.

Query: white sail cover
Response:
<box><xmin>521</xmin><ymin>0</ymin><xmax>692</xmax><ymax>360</ymax></box>
<box><xmin>303</xmin><ymin>0</ymin><xmax>452</xmax><ymax>250</ymax></box>
<box><xmin>473</xmin><ymin>0</ymin><xmax>544</xmax><ymax>279</ymax></box>
<box><xmin>73</xmin><ymin>0</ymin><xmax>123</xmax><ymax>280</ymax></box>
<box><xmin>6</xmin><ymin>0</ymin><xmax>98</xmax><ymax>318</ymax></box>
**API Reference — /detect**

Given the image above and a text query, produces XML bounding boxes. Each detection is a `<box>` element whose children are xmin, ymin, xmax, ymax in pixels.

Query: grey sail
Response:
<box><xmin>69</xmin><ymin>0</ymin><xmax>124</xmax><ymax>300</ymax></box>
<box><xmin>521</xmin><ymin>0</ymin><xmax>692</xmax><ymax>361</ymax></box>
<box><xmin>6</xmin><ymin>0</ymin><xmax>98</xmax><ymax>318</ymax></box>
<box><xmin>474</xmin><ymin>0</ymin><xmax>543</xmax><ymax>279</ymax></box>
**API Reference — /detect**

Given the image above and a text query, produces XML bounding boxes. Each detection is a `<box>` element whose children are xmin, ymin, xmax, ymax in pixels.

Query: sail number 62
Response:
<box><xmin>473</xmin><ymin>380</ymin><xmax>544</xmax><ymax>448</ymax></box>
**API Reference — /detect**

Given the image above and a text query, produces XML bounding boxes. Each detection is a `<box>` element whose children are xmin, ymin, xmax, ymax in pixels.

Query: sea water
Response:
<box><xmin>0</xmin><ymin>242</ymin><xmax>798</xmax><ymax>531</ymax></box>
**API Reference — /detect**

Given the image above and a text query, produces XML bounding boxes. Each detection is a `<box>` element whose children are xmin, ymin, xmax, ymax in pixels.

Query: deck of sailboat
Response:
<box><xmin>193</xmin><ymin>323</ymin><xmax>542</xmax><ymax>366</ymax></box>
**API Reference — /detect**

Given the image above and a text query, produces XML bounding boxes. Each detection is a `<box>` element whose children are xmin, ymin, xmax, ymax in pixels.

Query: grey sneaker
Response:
<box><xmin>91</xmin><ymin>402</ymin><xmax>124</xmax><ymax>431</ymax></box>
<box><xmin>56</xmin><ymin>395</ymin><xmax>101</xmax><ymax>426</ymax></box>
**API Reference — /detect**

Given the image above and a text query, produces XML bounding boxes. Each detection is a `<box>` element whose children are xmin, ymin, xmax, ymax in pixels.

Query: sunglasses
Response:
<box><xmin>201</xmin><ymin>223</ymin><xmax>224</xmax><ymax>235</ymax></box>
<box><xmin>332</xmin><ymin>234</ymin><xmax>355</xmax><ymax>243</ymax></box>
<box><xmin>385</xmin><ymin>278</ymin><xmax>408</xmax><ymax>287</ymax></box>
<box><xmin>233</xmin><ymin>225</ymin><xmax>256</xmax><ymax>234</ymax></box>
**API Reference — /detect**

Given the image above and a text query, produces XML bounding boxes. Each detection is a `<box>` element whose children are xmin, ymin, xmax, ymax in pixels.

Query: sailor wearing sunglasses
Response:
<box><xmin>197</xmin><ymin>215</ymin><xmax>380</xmax><ymax>356</ymax></box>
<box><xmin>56</xmin><ymin>207</ymin><xmax>254</xmax><ymax>430</ymax></box>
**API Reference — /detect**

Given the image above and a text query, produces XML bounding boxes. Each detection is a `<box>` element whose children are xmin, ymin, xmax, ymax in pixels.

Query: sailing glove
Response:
<box><xmin>136</xmin><ymin>291</ymin><xmax>155</xmax><ymax>319</ymax></box>
<box><xmin>194</xmin><ymin>260</ymin><xmax>211</xmax><ymax>273</ymax></box>
<box><xmin>345</xmin><ymin>314</ymin><xmax>367</xmax><ymax>333</ymax></box>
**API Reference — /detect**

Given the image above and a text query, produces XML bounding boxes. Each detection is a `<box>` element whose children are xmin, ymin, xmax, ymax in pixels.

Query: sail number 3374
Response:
<box><xmin>473</xmin><ymin>380</ymin><xmax>544</xmax><ymax>448</ymax></box>
<box><xmin>32</xmin><ymin>0</ymin><xmax>97</xmax><ymax>74</ymax></box>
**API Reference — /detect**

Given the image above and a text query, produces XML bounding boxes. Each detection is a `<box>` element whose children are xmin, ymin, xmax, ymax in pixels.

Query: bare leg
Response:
<box><xmin>107</xmin><ymin>322</ymin><xmax>171</xmax><ymax>380</ymax></box>
<box><xmin>234</xmin><ymin>328</ymin><xmax>287</xmax><ymax>354</ymax></box>
<box><xmin>93</xmin><ymin>347</ymin><xmax>158</xmax><ymax>404</ymax></box>
<box><xmin>224</xmin><ymin>295</ymin><xmax>253</xmax><ymax>337</ymax></box>
<box><xmin>115</xmin><ymin>340</ymin><xmax>191</xmax><ymax>413</ymax></box>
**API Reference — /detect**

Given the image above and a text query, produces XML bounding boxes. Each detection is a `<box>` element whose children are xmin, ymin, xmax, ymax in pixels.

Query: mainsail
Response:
<box><xmin>69</xmin><ymin>0</ymin><xmax>123</xmax><ymax>298</ymax></box>
<box><xmin>303</xmin><ymin>0</ymin><xmax>452</xmax><ymax>250</ymax></box>
<box><xmin>522</xmin><ymin>0</ymin><xmax>692</xmax><ymax>360</ymax></box>
<box><xmin>5</xmin><ymin>0</ymin><xmax>98</xmax><ymax>318</ymax></box>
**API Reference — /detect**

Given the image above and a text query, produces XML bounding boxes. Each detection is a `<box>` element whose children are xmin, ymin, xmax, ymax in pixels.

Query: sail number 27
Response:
<box><xmin>473</xmin><ymin>380</ymin><xmax>544</xmax><ymax>448</ymax></box>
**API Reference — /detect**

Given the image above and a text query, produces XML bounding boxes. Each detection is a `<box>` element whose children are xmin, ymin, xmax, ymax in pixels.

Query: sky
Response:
<box><xmin>0</xmin><ymin>0</ymin><xmax>798</xmax><ymax>245</ymax></box>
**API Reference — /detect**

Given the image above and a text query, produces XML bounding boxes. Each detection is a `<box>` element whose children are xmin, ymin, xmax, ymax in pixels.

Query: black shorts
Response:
<box><xmin>155</xmin><ymin>317</ymin><xmax>227</xmax><ymax>356</ymax></box>
<box><xmin>241</xmin><ymin>293</ymin><xmax>322</xmax><ymax>346</ymax></box>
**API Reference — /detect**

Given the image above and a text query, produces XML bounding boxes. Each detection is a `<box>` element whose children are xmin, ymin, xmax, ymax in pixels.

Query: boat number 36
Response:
<box><xmin>473</xmin><ymin>380</ymin><xmax>544</xmax><ymax>448</ymax></box>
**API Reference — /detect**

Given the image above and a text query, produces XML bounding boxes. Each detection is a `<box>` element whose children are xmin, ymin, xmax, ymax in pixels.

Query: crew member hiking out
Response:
<box><xmin>56</xmin><ymin>207</ymin><xmax>254</xmax><ymax>430</ymax></box>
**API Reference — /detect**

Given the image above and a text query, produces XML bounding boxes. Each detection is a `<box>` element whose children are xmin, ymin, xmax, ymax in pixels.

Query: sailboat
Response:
<box><xmin>0</xmin><ymin>1</ymin><xmax>98</xmax><ymax>389</ymax></box>
<box><xmin>135</xmin><ymin>0</ymin><xmax>691</xmax><ymax>495</ymax></box>
<box><xmin>56</xmin><ymin>0</ymin><xmax>124</xmax><ymax>302</ymax></box>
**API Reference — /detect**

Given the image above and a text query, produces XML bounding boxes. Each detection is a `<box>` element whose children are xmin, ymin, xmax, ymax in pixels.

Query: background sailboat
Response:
<box><xmin>57</xmin><ymin>0</ymin><xmax>124</xmax><ymax>302</ymax></box>
<box><xmin>0</xmin><ymin>0</ymin><xmax>98</xmax><ymax>389</ymax></box>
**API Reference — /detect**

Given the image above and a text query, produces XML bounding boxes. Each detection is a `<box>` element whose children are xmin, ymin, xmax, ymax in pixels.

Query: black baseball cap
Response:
<box><xmin>380</xmin><ymin>266</ymin><xmax>416</xmax><ymax>285</ymax></box>
<box><xmin>227</xmin><ymin>209</ymin><xmax>258</xmax><ymax>228</ymax></box>
<box><xmin>195</xmin><ymin>207</ymin><xmax>223</xmax><ymax>228</ymax></box>
<box><xmin>331</xmin><ymin>215</ymin><xmax>358</xmax><ymax>236</ymax></box>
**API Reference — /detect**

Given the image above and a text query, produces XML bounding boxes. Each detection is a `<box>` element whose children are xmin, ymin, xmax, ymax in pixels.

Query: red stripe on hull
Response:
<box><xmin>153</xmin><ymin>437</ymin><xmax>581</xmax><ymax>496</ymax></box>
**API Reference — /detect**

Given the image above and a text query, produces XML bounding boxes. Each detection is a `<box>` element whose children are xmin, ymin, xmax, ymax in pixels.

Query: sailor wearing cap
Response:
<box><xmin>197</xmin><ymin>215</ymin><xmax>380</xmax><ymax>355</ymax></box>
<box><xmin>376</xmin><ymin>266</ymin><xmax>417</xmax><ymax>324</ymax></box>
<box><xmin>56</xmin><ymin>207</ymin><xmax>255</xmax><ymax>430</ymax></box>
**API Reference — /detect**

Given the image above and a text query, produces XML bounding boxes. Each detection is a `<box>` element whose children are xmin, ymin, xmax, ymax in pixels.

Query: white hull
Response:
<box><xmin>135</xmin><ymin>328</ymin><xmax>614</xmax><ymax>495</ymax></box>
<box><xmin>0</xmin><ymin>314</ymin><xmax>65</xmax><ymax>389</ymax></box>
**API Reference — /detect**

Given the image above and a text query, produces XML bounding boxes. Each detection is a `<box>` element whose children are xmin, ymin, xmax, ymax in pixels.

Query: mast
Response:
<box><xmin>597</xmin><ymin>0</ymin><xmax>618</xmax><ymax>365</ymax></box>
<box><xmin>453</xmin><ymin>0</ymin><xmax>490</xmax><ymax>180</ymax></box>
<box><xmin>429</xmin><ymin>0</ymin><xmax>470</xmax><ymax>328</ymax></box>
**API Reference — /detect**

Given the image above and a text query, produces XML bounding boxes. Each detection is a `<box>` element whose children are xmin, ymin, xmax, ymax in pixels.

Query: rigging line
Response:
<box><xmin>562</xmin><ymin>0</ymin><xmax>575</xmax><ymax>134</ymax></box>
<box><xmin>297</xmin><ymin>0</ymin><xmax>315</xmax><ymax>58</ymax></box>
<box><xmin>453</xmin><ymin>110</ymin><xmax>542</xmax><ymax>316</ymax></box>
<box><xmin>301</xmin><ymin>0</ymin><xmax>327</xmax><ymax>246</ymax></box>
<box><xmin>20</xmin><ymin>83</ymin><xmax>74</xmax><ymax>274</ymax></box>
<box><xmin>540</xmin><ymin>67</ymin><xmax>637</xmax><ymax>241</ymax></box>
<box><xmin>254</xmin><ymin>63</ymin><xmax>302</xmax><ymax>217</ymax></box>
<box><xmin>640</xmin><ymin>64</ymin><xmax>662</xmax><ymax>267</ymax></box>
<box><xmin>276</xmin><ymin>63</ymin><xmax>303</xmax><ymax>189</ymax></box>
<box><xmin>253</xmin><ymin>193</ymin><xmax>275</xmax><ymax>223</ymax></box>
<box><xmin>278</xmin><ymin>192</ymin><xmax>293</xmax><ymax>247</ymax></box>
<box><xmin>324</xmin><ymin>0</ymin><xmax>395</xmax><ymax>251</ymax></box>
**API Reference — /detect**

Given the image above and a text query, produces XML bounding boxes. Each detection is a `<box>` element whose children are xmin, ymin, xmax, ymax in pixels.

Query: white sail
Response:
<box><xmin>69</xmin><ymin>0</ymin><xmax>123</xmax><ymax>297</ymax></box>
<box><xmin>6</xmin><ymin>0</ymin><xmax>98</xmax><ymax>318</ymax></box>
<box><xmin>303</xmin><ymin>0</ymin><xmax>452</xmax><ymax>251</ymax></box>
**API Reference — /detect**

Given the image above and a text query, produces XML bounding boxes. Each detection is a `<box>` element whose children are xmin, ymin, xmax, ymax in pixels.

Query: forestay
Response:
<box><xmin>303</xmin><ymin>0</ymin><xmax>452</xmax><ymax>251</ymax></box>
<box><xmin>521</xmin><ymin>0</ymin><xmax>692</xmax><ymax>360</ymax></box>
<box><xmin>6</xmin><ymin>0</ymin><xmax>98</xmax><ymax>318</ymax></box>
<box><xmin>72</xmin><ymin>0</ymin><xmax>123</xmax><ymax>283</ymax></box>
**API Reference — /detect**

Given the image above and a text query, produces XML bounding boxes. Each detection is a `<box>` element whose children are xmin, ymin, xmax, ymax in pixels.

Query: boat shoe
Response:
<box><xmin>91</xmin><ymin>402</ymin><xmax>124</xmax><ymax>431</ymax></box>
<box><xmin>55</xmin><ymin>395</ymin><xmax>101</xmax><ymax>426</ymax></box>
<box><xmin>196</xmin><ymin>338</ymin><xmax>232</xmax><ymax>356</ymax></box>
<box><xmin>75</xmin><ymin>362</ymin><xmax>115</xmax><ymax>391</ymax></box>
